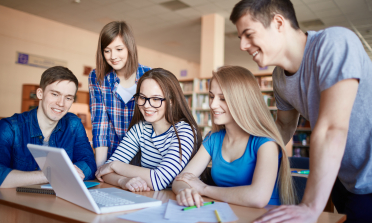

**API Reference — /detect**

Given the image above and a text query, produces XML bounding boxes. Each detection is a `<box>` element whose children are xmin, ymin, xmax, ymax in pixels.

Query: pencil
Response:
<box><xmin>182</xmin><ymin>201</ymin><xmax>215</xmax><ymax>211</ymax></box>
<box><xmin>214</xmin><ymin>209</ymin><xmax>222</xmax><ymax>223</ymax></box>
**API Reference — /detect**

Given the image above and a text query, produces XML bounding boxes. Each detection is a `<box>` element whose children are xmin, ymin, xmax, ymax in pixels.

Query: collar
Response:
<box><xmin>106</xmin><ymin>67</ymin><xmax>140</xmax><ymax>90</ymax></box>
<box><xmin>30</xmin><ymin>107</ymin><xmax>65</xmax><ymax>138</ymax></box>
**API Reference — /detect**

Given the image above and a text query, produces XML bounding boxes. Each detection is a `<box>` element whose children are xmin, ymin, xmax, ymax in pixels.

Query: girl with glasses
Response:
<box><xmin>95</xmin><ymin>68</ymin><xmax>202</xmax><ymax>192</ymax></box>
<box><xmin>172</xmin><ymin>66</ymin><xmax>296</xmax><ymax>207</ymax></box>
<box><xmin>89</xmin><ymin>21</ymin><xmax>151</xmax><ymax>168</ymax></box>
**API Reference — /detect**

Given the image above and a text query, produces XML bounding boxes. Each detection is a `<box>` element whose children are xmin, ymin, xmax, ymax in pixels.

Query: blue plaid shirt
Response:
<box><xmin>88</xmin><ymin>64</ymin><xmax>151</xmax><ymax>158</ymax></box>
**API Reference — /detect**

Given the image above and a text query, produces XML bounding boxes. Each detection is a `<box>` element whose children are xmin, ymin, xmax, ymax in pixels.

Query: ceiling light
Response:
<box><xmin>160</xmin><ymin>0</ymin><xmax>190</xmax><ymax>11</ymax></box>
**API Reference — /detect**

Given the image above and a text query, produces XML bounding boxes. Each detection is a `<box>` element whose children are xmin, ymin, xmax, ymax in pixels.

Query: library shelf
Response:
<box><xmin>292</xmin><ymin>143</ymin><xmax>310</xmax><ymax>148</ymax></box>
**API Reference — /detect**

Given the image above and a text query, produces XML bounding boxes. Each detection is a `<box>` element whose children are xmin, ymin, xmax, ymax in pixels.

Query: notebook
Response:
<box><xmin>17</xmin><ymin>182</ymin><xmax>100</xmax><ymax>195</ymax></box>
<box><xmin>27</xmin><ymin>144</ymin><xmax>162</xmax><ymax>214</ymax></box>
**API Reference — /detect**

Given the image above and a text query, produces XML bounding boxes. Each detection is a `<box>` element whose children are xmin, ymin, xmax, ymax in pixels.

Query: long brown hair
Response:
<box><xmin>129</xmin><ymin>68</ymin><xmax>202</xmax><ymax>161</ymax></box>
<box><xmin>210</xmin><ymin>65</ymin><xmax>296</xmax><ymax>205</ymax></box>
<box><xmin>96</xmin><ymin>21</ymin><xmax>138</xmax><ymax>82</ymax></box>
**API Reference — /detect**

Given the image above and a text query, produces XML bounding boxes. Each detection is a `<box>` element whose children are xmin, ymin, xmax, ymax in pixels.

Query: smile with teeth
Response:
<box><xmin>145</xmin><ymin>110</ymin><xmax>156</xmax><ymax>114</ymax></box>
<box><xmin>214</xmin><ymin>111</ymin><xmax>224</xmax><ymax>115</ymax></box>
<box><xmin>52</xmin><ymin>108</ymin><xmax>63</xmax><ymax>113</ymax></box>
<box><xmin>252</xmin><ymin>51</ymin><xmax>259</xmax><ymax>57</ymax></box>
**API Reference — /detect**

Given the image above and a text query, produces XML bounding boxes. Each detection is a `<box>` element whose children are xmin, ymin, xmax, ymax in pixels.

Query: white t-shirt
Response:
<box><xmin>116</xmin><ymin>84</ymin><xmax>137</xmax><ymax>104</ymax></box>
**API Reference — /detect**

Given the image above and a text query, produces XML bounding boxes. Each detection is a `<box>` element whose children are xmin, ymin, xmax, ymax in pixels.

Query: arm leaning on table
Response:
<box><xmin>254</xmin><ymin>79</ymin><xmax>359</xmax><ymax>223</ymax></box>
<box><xmin>97</xmin><ymin>122</ymin><xmax>195</xmax><ymax>192</ymax></box>
<box><xmin>0</xmin><ymin>120</ymin><xmax>47</xmax><ymax>188</ymax></box>
<box><xmin>88</xmin><ymin>70</ymin><xmax>110</xmax><ymax>168</ymax></box>
<box><xmin>71</xmin><ymin>119</ymin><xmax>97</xmax><ymax>180</ymax></box>
<box><xmin>173</xmin><ymin>141</ymin><xmax>279</xmax><ymax>208</ymax></box>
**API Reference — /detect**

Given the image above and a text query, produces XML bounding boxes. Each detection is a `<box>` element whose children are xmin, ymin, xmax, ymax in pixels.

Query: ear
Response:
<box><xmin>36</xmin><ymin>88</ymin><xmax>43</xmax><ymax>100</ymax></box>
<box><xmin>272</xmin><ymin>14</ymin><xmax>285</xmax><ymax>32</ymax></box>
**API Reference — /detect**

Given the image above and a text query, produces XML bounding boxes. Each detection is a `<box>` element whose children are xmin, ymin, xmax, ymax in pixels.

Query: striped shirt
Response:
<box><xmin>89</xmin><ymin>64</ymin><xmax>151</xmax><ymax>158</ymax></box>
<box><xmin>107</xmin><ymin>120</ymin><xmax>195</xmax><ymax>191</ymax></box>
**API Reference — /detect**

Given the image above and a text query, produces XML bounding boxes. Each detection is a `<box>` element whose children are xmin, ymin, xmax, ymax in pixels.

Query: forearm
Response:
<box><xmin>111</xmin><ymin>161</ymin><xmax>153</xmax><ymax>189</ymax></box>
<box><xmin>0</xmin><ymin>170</ymin><xmax>48</xmax><ymax>188</ymax></box>
<box><xmin>172</xmin><ymin>180</ymin><xmax>191</xmax><ymax>194</ymax></box>
<box><xmin>275</xmin><ymin>119</ymin><xmax>297</xmax><ymax>145</ymax></box>
<box><xmin>102</xmin><ymin>173</ymin><xmax>130</xmax><ymax>188</ymax></box>
<box><xmin>95</xmin><ymin>146</ymin><xmax>108</xmax><ymax>167</ymax></box>
<box><xmin>203</xmin><ymin>185</ymin><xmax>269</xmax><ymax>208</ymax></box>
<box><xmin>301</xmin><ymin>127</ymin><xmax>347</xmax><ymax>213</ymax></box>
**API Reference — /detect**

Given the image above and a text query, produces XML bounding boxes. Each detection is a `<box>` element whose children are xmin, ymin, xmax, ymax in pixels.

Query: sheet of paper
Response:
<box><xmin>118</xmin><ymin>203</ymin><xmax>196</xmax><ymax>223</ymax></box>
<box><xmin>165</xmin><ymin>199</ymin><xmax>238</xmax><ymax>222</ymax></box>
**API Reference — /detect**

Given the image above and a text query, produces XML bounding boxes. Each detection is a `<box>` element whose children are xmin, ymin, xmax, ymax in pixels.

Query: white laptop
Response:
<box><xmin>27</xmin><ymin>144</ymin><xmax>162</xmax><ymax>214</ymax></box>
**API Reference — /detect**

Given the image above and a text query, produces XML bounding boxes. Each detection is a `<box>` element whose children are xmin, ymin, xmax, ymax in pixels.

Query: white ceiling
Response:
<box><xmin>1</xmin><ymin>0</ymin><xmax>371</xmax><ymax>70</ymax></box>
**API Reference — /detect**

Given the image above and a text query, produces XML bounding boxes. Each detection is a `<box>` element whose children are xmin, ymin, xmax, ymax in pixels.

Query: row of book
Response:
<box><xmin>179</xmin><ymin>81</ymin><xmax>193</xmax><ymax>92</ymax></box>
<box><xmin>262</xmin><ymin>94</ymin><xmax>276</xmax><ymax>107</ymax></box>
<box><xmin>255</xmin><ymin>76</ymin><xmax>273</xmax><ymax>89</ymax></box>
<box><xmin>293</xmin><ymin>132</ymin><xmax>310</xmax><ymax>145</ymax></box>
<box><xmin>184</xmin><ymin>96</ymin><xmax>192</xmax><ymax>109</ymax></box>
<box><xmin>195</xmin><ymin>111</ymin><xmax>212</xmax><ymax>126</ymax></box>
<box><xmin>198</xmin><ymin>79</ymin><xmax>209</xmax><ymax>92</ymax></box>
<box><xmin>195</xmin><ymin>95</ymin><xmax>209</xmax><ymax>109</ymax></box>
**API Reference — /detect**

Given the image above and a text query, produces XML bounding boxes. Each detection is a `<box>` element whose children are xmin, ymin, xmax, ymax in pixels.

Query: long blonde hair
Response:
<box><xmin>210</xmin><ymin>65</ymin><xmax>296</xmax><ymax>205</ymax></box>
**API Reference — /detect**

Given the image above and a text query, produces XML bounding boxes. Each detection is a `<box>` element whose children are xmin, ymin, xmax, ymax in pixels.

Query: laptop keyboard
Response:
<box><xmin>90</xmin><ymin>190</ymin><xmax>135</xmax><ymax>207</ymax></box>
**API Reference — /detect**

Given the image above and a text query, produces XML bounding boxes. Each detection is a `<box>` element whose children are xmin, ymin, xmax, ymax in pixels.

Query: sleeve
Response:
<box><xmin>72</xmin><ymin>120</ymin><xmax>97</xmax><ymax>180</ymax></box>
<box><xmin>253</xmin><ymin>136</ymin><xmax>276</xmax><ymax>156</ymax></box>
<box><xmin>273</xmin><ymin>67</ymin><xmax>294</xmax><ymax>111</ymax></box>
<box><xmin>315</xmin><ymin>27</ymin><xmax>364</xmax><ymax>92</ymax></box>
<box><xmin>106</xmin><ymin>123</ymin><xmax>141</xmax><ymax>163</ymax></box>
<box><xmin>0</xmin><ymin>120</ymin><xmax>14</xmax><ymax>186</ymax></box>
<box><xmin>202</xmin><ymin>131</ymin><xmax>217</xmax><ymax>156</ymax></box>
<box><xmin>150</xmin><ymin>123</ymin><xmax>195</xmax><ymax>191</ymax></box>
<box><xmin>88</xmin><ymin>70</ymin><xmax>110</xmax><ymax>148</ymax></box>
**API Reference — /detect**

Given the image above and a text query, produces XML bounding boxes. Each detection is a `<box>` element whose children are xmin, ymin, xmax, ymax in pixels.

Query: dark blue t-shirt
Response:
<box><xmin>203</xmin><ymin>129</ymin><xmax>281</xmax><ymax>205</ymax></box>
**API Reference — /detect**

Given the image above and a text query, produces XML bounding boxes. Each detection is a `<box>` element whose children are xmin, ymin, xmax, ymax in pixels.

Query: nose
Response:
<box><xmin>57</xmin><ymin>96</ymin><xmax>64</xmax><ymax>107</ymax></box>
<box><xmin>240</xmin><ymin>37</ymin><xmax>251</xmax><ymax>51</ymax></box>
<box><xmin>111</xmin><ymin>50</ymin><xmax>117</xmax><ymax>60</ymax></box>
<box><xmin>143</xmin><ymin>99</ymin><xmax>151</xmax><ymax>108</ymax></box>
<box><xmin>209</xmin><ymin>97</ymin><xmax>219</xmax><ymax>109</ymax></box>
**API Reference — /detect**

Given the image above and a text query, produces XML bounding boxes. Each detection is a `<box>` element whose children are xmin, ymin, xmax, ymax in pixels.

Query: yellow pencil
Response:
<box><xmin>214</xmin><ymin>209</ymin><xmax>222</xmax><ymax>223</ymax></box>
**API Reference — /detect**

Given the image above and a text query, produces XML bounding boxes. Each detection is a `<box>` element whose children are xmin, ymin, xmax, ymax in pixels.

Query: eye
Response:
<box><xmin>52</xmin><ymin>93</ymin><xmax>58</xmax><ymax>96</ymax></box>
<box><xmin>220</xmin><ymin>98</ymin><xmax>225</xmax><ymax>101</ymax></box>
<box><xmin>152</xmin><ymin>98</ymin><xmax>161</xmax><ymax>101</ymax></box>
<box><xmin>209</xmin><ymin>94</ymin><xmax>214</xmax><ymax>99</ymax></box>
<box><xmin>139</xmin><ymin>96</ymin><xmax>146</xmax><ymax>100</ymax></box>
<box><xmin>67</xmin><ymin>97</ymin><xmax>73</xmax><ymax>101</ymax></box>
<box><xmin>104</xmin><ymin>50</ymin><xmax>110</xmax><ymax>53</ymax></box>
<box><xmin>117</xmin><ymin>48</ymin><xmax>123</xmax><ymax>51</ymax></box>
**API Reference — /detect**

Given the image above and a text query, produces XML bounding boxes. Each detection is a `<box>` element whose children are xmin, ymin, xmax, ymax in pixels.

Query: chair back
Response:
<box><xmin>289</xmin><ymin>157</ymin><xmax>309</xmax><ymax>203</ymax></box>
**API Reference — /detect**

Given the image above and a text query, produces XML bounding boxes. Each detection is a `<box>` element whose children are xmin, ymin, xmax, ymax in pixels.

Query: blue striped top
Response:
<box><xmin>107</xmin><ymin>120</ymin><xmax>195</xmax><ymax>191</ymax></box>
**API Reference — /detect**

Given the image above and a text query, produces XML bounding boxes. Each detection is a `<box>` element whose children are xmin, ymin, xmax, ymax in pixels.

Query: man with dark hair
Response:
<box><xmin>0</xmin><ymin>66</ymin><xmax>96</xmax><ymax>188</ymax></box>
<box><xmin>230</xmin><ymin>0</ymin><xmax>372</xmax><ymax>222</ymax></box>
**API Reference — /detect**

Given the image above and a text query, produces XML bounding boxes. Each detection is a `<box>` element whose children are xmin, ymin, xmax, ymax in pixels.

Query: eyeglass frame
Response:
<box><xmin>134</xmin><ymin>93</ymin><xmax>166</xmax><ymax>108</ymax></box>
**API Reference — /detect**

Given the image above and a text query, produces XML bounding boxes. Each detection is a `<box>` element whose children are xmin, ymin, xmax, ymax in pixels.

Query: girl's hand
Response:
<box><xmin>176</xmin><ymin>187</ymin><xmax>204</xmax><ymax>207</ymax></box>
<box><xmin>74</xmin><ymin>165</ymin><xmax>85</xmax><ymax>180</ymax></box>
<box><xmin>95</xmin><ymin>162</ymin><xmax>114</xmax><ymax>181</ymax></box>
<box><xmin>120</xmin><ymin>176</ymin><xmax>150</xmax><ymax>192</ymax></box>
<box><xmin>176</xmin><ymin>172</ymin><xmax>207</xmax><ymax>194</ymax></box>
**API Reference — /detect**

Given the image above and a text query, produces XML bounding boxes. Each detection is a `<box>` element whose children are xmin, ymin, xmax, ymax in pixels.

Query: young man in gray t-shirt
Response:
<box><xmin>230</xmin><ymin>0</ymin><xmax>372</xmax><ymax>223</ymax></box>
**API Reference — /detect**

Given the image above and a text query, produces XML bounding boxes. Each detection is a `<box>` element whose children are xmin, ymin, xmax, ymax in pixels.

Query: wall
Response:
<box><xmin>0</xmin><ymin>5</ymin><xmax>200</xmax><ymax>117</ymax></box>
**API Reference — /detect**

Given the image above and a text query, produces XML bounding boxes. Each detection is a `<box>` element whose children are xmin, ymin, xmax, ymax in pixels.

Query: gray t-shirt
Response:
<box><xmin>273</xmin><ymin>27</ymin><xmax>372</xmax><ymax>194</ymax></box>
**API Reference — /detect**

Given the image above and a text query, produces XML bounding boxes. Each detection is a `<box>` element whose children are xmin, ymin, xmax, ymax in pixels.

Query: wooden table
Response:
<box><xmin>0</xmin><ymin>183</ymin><xmax>345</xmax><ymax>223</ymax></box>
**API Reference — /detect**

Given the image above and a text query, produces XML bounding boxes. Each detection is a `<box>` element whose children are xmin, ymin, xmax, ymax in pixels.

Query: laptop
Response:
<box><xmin>27</xmin><ymin>144</ymin><xmax>162</xmax><ymax>214</ymax></box>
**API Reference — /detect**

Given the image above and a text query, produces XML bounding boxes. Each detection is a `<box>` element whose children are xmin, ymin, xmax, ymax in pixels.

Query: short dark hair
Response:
<box><xmin>96</xmin><ymin>21</ymin><xmax>138</xmax><ymax>82</ymax></box>
<box><xmin>39</xmin><ymin>66</ymin><xmax>78</xmax><ymax>92</ymax></box>
<box><xmin>230</xmin><ymin>0</ymin><xmax>300</xmax><ymax>30</ymax></box>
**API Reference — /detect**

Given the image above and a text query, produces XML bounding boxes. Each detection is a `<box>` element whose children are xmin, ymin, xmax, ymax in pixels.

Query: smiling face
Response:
<box><xmin>103</xmin><ymin>35</ymin><xmax>128</xmax><ymax>74</ymax></box>
<box><xmin>138</xmin><ymin>79</ymin><xmax>168</xmax><ymax>125</ymax></box>
<box><xmin>209</xmin><ymin>79</ymin><xmax>234</xmax><ymax>126</ymax></box>
<box><xmin>37</xmin><ymin>80</ymin><xmax>76</xmax><ymax>124</ymax></box>
<box><xmin>236</xmin><ymin>13</ymin><xmax>283</xmax><ymax>68</ymax></box>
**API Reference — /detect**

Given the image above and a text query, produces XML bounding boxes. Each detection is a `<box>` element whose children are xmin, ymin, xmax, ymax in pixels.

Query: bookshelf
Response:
<box><xmin>254</xmin><ymin>73</ymin><xmax>278</xmax><ymax>120</ymax></box>
<box><xmin>179</xmin><ymin>78</ymin><xmax>212</xmax><ymax>138</ymax></box>
<box><xmin>293</xmin><ymin>116</ymin><xmax>312</xmax><ymax>158</ymax></box>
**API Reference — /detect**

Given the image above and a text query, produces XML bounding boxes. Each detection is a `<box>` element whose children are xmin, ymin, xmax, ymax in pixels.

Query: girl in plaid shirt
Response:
<box><xmin>95</xmin><ymin>68</ymin><xmax>202</xmax><ymax>192</ymax></box>
<box><xmin>89</xmin><ymin>21</ymin><xmax>151</xmax><ymax>167</ymax></box>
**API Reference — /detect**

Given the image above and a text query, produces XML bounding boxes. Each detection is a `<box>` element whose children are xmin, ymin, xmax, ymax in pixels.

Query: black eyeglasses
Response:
<box><xmin>134</xmin><ymin>93</ymin><xmax>166</xmax><ymax>108</ymax></box>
